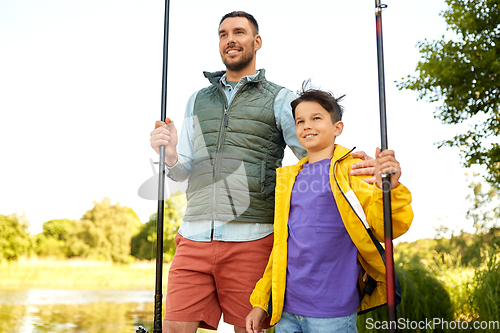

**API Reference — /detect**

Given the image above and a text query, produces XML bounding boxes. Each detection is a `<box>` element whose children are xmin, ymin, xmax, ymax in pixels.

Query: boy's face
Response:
<box><xmin>295</xmin><ymin>101</ymin><xmax>343</xmax><ymax>156</ymax></box>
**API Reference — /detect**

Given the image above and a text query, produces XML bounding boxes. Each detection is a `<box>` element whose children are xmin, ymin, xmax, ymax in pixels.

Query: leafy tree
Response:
<box><xmin>398</xmin><ymin>0</ymin><xmax>500</xmax><ymax>185</ymax></box>
<box><xmin>42</xmin><ymin>218</ymin><xmax>74</xmax><ymax>241</ymax></box>
<box><xmin>33</xmin><ymin>219</ymin><xmax>76</xmax><ymax>258</ymax></box>
<box><xmin>131</xmin><ymin>196</ymin><xmax>184</xmax><ymax>262</ymax></box>
<box><xmin>67</xmin><ymin>198</ymin><xmax>142</xmax><ymax>263</ymax></box>
<box><xmin>466</xmin><ymin>172</ymin><xmax>500</xmax><ymax>231</ymax></box>
<box><xmin>0</xmin><ymin>214</ymin><xmax>31</xmax><ymax>260</ymax></box>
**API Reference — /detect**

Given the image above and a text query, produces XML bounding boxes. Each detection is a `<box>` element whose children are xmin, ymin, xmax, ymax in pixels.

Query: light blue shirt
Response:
<box><xmin>167</xmin><ymin>71</ymin><xmax>306</xmax><ymax>242</ymax></box>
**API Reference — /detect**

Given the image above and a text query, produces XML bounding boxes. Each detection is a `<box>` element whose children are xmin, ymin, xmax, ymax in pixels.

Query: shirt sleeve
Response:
<box><xmin>250</xmin><ymin>248</ymin><xmax>274</xmax><ymax>314</ymax></box>
<box><xmin>274</xmin><ymin>88</ymin><xmax>307</xmax><ymax>160</ymax></box>
<box><xmin>166</xmin><ymin>91</ymin><xmax>197</xmax><ymax>182</ymax></box>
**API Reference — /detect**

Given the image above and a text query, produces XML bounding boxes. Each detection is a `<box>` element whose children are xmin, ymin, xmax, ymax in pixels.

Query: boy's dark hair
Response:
<box><xmin>220</xmin><ymin>11</ymin><xmax>259</xmax><ymax>35</ymax></box>
<box><xmin>291</xmin><ymin>80</ymin><xmax>345</xmax><ymax>123</ymax></box>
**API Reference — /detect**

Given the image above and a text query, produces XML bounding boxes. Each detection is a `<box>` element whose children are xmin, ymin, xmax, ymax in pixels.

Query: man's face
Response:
<box><xmin>218</xmin><ymin>17</ymin><xmax>261</xmax><ymax>72</ymax></box>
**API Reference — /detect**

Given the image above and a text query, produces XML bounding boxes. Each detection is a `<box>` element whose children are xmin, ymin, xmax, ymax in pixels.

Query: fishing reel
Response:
<box><xmin>135</xmin><ymin>326</ymin><xmax>148</xmax><ymax>333</ymax></box>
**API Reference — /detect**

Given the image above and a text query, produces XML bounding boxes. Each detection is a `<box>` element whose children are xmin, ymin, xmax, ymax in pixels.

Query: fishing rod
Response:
<box><xmin>136</xmin><ymin>1</ymin><xmax>171</xmax><ymax>332</ymax></box>
<box><xmin>374</xmin><ymin>1</ymin><xmax>397</xmax><ymax>332</ymax></box>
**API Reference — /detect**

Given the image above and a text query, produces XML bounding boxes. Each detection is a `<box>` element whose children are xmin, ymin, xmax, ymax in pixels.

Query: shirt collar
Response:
<box><xmin>220</xmin><ymin>71</ymin><xmax>260</xmax><ymax>87</ymax></box>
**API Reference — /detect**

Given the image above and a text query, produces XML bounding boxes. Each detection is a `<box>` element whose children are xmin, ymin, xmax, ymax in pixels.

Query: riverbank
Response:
<box><xmin>0</xmin><ymin>257</ymin><xmax>169</xmax><ymax>289</ymax></box>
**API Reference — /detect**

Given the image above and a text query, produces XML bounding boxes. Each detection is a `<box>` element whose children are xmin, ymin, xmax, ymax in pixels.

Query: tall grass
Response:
<box><xmin>357</xmin><ymin>260</ymin><xmax>454</xmax><ymax>333</ymax></box>
<box><xmin>468</xmin><ymin>246</ymin><xmax>500</xmax><ymax>329</ymax></box>
<box><xmin>358</xmin><ymin>244</ymin><xmax>500</xmax><ymax>333</ymax></box>
<box><xmin>418</xmin><ymin>251</ymin><xmax>475</xmax><ymax>321</ymax></box>
<box><xmin>0</xmin><ymin>257</ymin><xmax>168</xmax><ymax>289</ymax></box>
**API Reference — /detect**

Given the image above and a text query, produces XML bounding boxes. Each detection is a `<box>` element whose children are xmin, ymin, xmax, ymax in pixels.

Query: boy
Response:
<box><xmin>245</xmin><ymin>83</ymin><xmax>413</xmax><ymax>333</ymax></box>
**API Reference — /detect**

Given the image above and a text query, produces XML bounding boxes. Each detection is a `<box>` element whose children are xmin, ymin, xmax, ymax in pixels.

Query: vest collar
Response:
<box><xmin>203</xmin><ymin>69</ymin><xmax>266</xmax><ymax>86</ymax></box>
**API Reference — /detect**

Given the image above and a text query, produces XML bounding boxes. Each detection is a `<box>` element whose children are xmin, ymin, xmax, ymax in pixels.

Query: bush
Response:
<box><xmin>357</xmin><ymin>261</ymin><xmax>454</xmax><ymax>333</ymax></box>
<box><xmin>469</xmin><ymin>246</ymin><xmax>500</xmax><ymax>328</ymax></box>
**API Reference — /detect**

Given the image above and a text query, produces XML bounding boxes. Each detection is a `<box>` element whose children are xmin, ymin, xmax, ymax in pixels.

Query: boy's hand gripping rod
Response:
<box><xmin>375</xmin><ymin>1</ymin><xmax>398</xmax><ymax>332</ymax></box>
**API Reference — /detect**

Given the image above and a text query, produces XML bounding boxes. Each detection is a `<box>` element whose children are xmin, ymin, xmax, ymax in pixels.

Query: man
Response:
<box><xmin>150</xmin><ymin>11</ymin><xmax>374</xmax><ymax>333</ymax></box>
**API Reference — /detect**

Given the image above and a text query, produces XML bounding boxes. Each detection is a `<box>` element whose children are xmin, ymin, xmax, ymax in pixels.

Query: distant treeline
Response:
<box><xmin>0</xmin><ymin>195</ymin><xmax>186</xmax><ymax>264</ymax></box>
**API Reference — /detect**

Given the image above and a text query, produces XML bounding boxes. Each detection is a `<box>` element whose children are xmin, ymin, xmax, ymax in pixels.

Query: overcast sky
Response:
<box><xmin>0</xmin><ymin>0</ymin><xmax>474</xmax><ymax>243</ymax></box>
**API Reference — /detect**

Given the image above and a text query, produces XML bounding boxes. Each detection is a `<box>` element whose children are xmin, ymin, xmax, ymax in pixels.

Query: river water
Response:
<box><xmin>0</xmin><ymin>289</ymin><xmax>233</xmax><ymax>333</ymax></box>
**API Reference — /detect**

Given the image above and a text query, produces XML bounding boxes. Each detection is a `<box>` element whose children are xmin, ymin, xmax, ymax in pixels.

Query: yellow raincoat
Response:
<box><xmin>250</xmin><ymin>145</ymin><xmax>413</xmax><ymax>325</ymax></box>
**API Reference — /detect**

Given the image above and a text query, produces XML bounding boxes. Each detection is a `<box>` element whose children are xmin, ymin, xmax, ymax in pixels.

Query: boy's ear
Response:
<box><xmin>334</xmin><ymin>121</ymin><xmax>344</xmax><ymax>136</ymax></box>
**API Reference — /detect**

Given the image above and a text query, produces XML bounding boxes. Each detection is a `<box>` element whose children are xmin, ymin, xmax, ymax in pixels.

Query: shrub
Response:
<box><xmin>469</xmin><ymin>246</ymin><xmax>500</xmax><ymax>328</ymax></box>
<box><xmin>357</xmin><ymin>261</ymin><xmax>454</xmax><ymax>333</ymax></box>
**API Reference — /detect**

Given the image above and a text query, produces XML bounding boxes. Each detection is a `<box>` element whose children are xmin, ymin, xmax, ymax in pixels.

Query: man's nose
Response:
<box><xmin>227</xmin><ymin>32</ymin><xmax>236</xmax><ymax>43</ymax></box>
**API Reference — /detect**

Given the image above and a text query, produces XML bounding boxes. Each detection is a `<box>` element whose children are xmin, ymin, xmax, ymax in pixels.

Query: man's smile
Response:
<box><xmin>226</xmin><ymin>48</ymin><xmax>241</xmax><ymax>55</ymax></box>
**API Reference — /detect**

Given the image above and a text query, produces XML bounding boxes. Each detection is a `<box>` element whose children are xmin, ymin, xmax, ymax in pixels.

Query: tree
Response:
<box><xmin>42</xmin><ymin>218</ymin><xmax>74</xmax><ymax>241</ymax></box>
<box><xmin>33</xmin><ymin>219</ymin><xmax>76</xmax><ymax>258</ymax></box>
<box><xmin>398</xmin><ymin>0</ymin><xmax>500</xmax><ymax>185</ymax></box>
<box><xmin>67</xmin><ymin>198</ymin><xmax>142</xmax><ymax>263</ymax></box>
<box><xmin>467</xmin><ymin>173</ymin><xmax>500</xmax><ymax>231</ymax></box>
<box><xmin>0</xmin><ymin>214</ymin><xmax>31</xmax><ymax>260</ymax></box>
<box><xmin>131</xmin><ymin>196</ymin><xmax>185</xmax><ymax>262</ymax></box>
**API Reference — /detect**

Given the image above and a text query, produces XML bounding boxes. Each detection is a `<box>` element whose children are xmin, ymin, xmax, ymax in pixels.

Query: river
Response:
<box><xmin>0</xmin><ymin>289</ymin><xmax>233</xmax><ymax>333</ymax></box>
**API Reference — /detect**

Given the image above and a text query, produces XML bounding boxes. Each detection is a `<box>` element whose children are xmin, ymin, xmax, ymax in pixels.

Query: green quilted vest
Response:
<box><xmin>183</xmin><ymin>69</ymin><xmax>286</xmax><ymax>224</ymax></box>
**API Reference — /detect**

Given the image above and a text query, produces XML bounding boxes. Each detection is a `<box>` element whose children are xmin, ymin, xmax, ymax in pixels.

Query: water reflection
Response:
<box><xmin>0</xmin><ymin>289</ymin><xmax>237</xmax><ymax>333</ymax></box>
<box><xmin>0</xmin><ymin>289</ymin><xmax>157</xmax><ymax>333</ymax></box>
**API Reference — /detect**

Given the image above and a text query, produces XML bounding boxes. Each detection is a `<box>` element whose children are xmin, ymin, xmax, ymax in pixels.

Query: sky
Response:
<box><xmin>0</xmin><ymin>0</ymin><xmax>475</xmax><ymax>243</ymax></box>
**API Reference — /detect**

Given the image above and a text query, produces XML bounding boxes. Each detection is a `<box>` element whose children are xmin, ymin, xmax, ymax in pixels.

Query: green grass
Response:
<box><xmin>468</xmin><ymin>246</ymin><xmax>500</xmax><ymax>329</ymax></box>
<box><xmin>0</xmin><ymin>257</ymin><xmax>168</xmax><ymax>289</ymax></box>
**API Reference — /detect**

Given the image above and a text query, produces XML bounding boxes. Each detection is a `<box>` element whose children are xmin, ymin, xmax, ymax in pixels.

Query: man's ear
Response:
<box><xmin>254</xmin><ymin>34</ymin><xmax>262</xmax><ymax>51</ymax></box>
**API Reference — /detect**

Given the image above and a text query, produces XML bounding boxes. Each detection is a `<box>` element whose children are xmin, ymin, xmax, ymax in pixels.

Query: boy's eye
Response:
<box><xmin>297</xmin><ymin>120</ymin><xmax>304</xmax><ymax>124</ymax></box>
<box><xmin>314</xmin><ymin>116</ymin><xmax>321</xmax><ymax>120</ymax></box>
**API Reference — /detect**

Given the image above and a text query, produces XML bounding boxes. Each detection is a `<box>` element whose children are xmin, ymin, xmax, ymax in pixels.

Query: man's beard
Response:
<box><xmin>222</xmin><ymin>47</ymin><xmax>255</xmax><ymax>71</ymax></box>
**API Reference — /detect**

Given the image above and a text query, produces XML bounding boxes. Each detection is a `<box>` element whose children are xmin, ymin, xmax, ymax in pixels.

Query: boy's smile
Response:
<box><xmin>295</xmin><ymin>101</ymin><xmax>344</xmax><ymax>163</ymax></box>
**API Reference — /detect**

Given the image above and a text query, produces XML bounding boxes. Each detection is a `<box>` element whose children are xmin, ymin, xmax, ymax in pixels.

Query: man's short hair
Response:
<box><xmin>291</xmin><ymin>80</ymin><xmax>345</xmax><ymax>123</ymax></box>
<box><xmin>219</xmin><ymin>11</ymin><xmax>259</xmax><ymax>35</ymax></box>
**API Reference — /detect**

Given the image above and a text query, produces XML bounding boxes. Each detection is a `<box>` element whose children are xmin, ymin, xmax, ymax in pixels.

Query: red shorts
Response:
<box><xmin>164</xmin><ymin>233</ymin><xmax>274</xmax><ymax>330</ymax></box>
